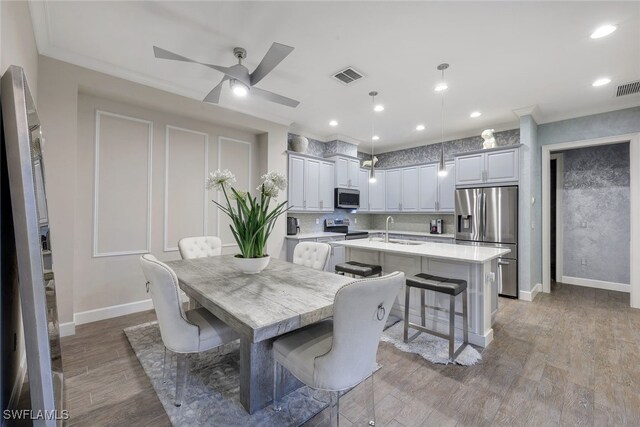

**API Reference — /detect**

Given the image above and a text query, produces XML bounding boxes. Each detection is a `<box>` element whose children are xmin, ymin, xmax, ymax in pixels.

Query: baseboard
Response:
<box><xmin>59</xmin><ymin>321</ymin><xmax>76</xmax><ymax>337</ymax></box>
<box><xmin>63</xmin><ymin>294</ymin><xmax>189</xmax><ymax>336</ymax></box>
<box><xmin>519</xmin><ymin>283</ymin><xmax>542</xmax><ymax>302</ymax></box>
<box><xmin>560</xmin><ymin>276</ymin><xmax>630</xmax><ymax>293</ymax></box>
<box><xmin>7</xmin><ymin>354</ymin><xmax>27</xmax><ymax>412</ymax></box>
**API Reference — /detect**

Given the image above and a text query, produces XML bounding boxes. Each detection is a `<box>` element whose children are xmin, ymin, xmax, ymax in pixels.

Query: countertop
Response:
<box><xmin>285</xmin><ymin>230</ymin><xmax>455</xmax><ymax>240</ymax></box>
<box><xmin>333</xmin><ymin>239</ymin><xmax>510</xmax><ymax>263</ymax></box>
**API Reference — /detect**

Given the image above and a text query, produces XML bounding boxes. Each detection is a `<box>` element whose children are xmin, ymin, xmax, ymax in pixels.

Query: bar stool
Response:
<box><xmin>335</xmin><ymin>261</ymin><xmax>382</xmax><ymax>278</ymax></box>
<box><xmin>404</xmin><ymin>273</ymin><xmax>469</xmax><ymax>362</ymax></box>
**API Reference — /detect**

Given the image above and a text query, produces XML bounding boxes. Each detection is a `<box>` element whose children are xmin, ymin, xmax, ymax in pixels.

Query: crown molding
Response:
<box><xmin>512</xmin><ymin>105</ymin><xmax>542</xmax><ymax>124</ymax></box>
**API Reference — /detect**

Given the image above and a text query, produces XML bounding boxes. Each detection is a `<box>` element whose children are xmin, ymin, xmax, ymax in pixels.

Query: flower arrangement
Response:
<box><xmin>206</xmin><ymin>169</ymin><xmax>289</xmax><ymax>259</ymax></box>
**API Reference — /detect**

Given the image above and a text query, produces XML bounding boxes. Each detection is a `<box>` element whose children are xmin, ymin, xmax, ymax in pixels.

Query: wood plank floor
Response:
<box><xmin>60</xmin><ymin>282</ymin><xmax>640</xmax><ymax>426</ymax></box>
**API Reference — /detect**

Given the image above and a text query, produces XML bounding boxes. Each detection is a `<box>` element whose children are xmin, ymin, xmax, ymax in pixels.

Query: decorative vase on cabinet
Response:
<box><xmin>290</xmin><ymin>135</ymin><xmax>309</xmax><ymax>153</ymax></box>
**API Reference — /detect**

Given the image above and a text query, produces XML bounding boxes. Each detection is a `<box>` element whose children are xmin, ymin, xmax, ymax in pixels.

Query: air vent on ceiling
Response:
<box><xmin>332</xmin><ymin>67</ymin><xmax>365</xmax><ymax>85</ymax></box>
<box><xmin>616</xmin><ymin>80</ymin><xmax>640</xmax><ymax>97</ymax></box>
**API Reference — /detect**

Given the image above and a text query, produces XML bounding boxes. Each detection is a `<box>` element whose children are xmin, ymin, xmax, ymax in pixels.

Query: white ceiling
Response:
<box><xmin>30</xmin><ymin>1</ymin><xmax>640</xmax><ymax>151</ymax></box>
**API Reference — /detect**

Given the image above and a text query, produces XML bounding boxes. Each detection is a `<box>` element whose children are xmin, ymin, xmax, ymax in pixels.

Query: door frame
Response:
<box><xmin>549</xmin><ymin>153</ymin><xmax>564</xmax><ymax>281</ymax></box>
<box><xmin>542</xmin><ymin>133</ymin><xmax>640</xmax><ymax>309</ymax></box>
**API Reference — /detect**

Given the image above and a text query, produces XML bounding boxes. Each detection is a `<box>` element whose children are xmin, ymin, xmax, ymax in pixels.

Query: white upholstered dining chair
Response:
<box><xmin>178</xmin><ymin>236</ymin><xmax>223</xmax><ymax>259</ymax></box>
<box><xmin>272</xmin><ymin>271</ymin><xmax>404</xmax><ymax>426</ymax></box>
<box><xmin>292</xmin><ymin>241</ymin><xmax>332</xmax><ymax>271</ymax></box>
<box><xmin>139</xmin><ymin>254</ymin><xmax>239</xmax><ymax>406</ymax></box>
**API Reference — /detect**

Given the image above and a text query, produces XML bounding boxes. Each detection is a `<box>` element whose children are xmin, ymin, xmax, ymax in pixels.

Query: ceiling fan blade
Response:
<box><xmin>153</xmin><ymin>46</ymin><xmax>249</xmax><ymax>84</ymax></box>
<box><xmin>203</xmin><ymin>77</ymin><xmax>229</xmax><ymax>104</ymax></box>
<box><xmin>250</xmin><ymin>42</ymin><xmax>294</xmax><ymax>86</ymax></box>
<box><xmin>250</xmin><ymin>86</ymin><xmax>300</xmax><ymax>108</ymax></box>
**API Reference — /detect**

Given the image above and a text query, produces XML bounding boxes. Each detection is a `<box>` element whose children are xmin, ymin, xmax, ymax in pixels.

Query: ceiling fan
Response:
<box><xmin>153</xmin><ymin>42</ymin><xmax>300</xmax><ymax>108</ymax></box>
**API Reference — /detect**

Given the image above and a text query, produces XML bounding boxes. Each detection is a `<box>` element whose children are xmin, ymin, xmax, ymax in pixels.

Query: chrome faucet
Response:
<box><xmin>385</xmin><ymin>216</ymin><xmax>394</xmax><ymax>243</ymax></box>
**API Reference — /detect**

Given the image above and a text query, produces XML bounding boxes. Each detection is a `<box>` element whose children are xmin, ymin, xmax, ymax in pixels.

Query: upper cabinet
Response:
<box><xmin>358</xmin><ymin>168</ymin><xmax>370</xmax><ymax>212</ymax></box>
<box><xmin>331</xmin><ymin>156</ymin><xmax>360</xmax><ymax>189</ymax></box>
<box><xmin>288</xmin><ymin>153</ymin><xmax>334</xmax><ymax>212</ymax></box>
<box><xmin>368</xmin><ymin>169</ymin><xmax>386</xmax><ymax>212</ymax></box>
<box><xmin>455</xmin><ymin>147</ymin><xmax>519</xmax><ymax>187</ymax></box>
<box><xmin>401</xmin><ymin>167</ymin><xmax>419</xmax><ymax>211</ymax></box>
<box><xmin>418</xmin><ymin>161</ymin><xmax>455</xmax><ymax>213</ymax></box>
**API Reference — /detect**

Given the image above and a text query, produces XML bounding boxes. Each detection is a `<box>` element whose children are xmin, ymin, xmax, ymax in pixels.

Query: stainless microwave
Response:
<box><xmin>335</xmin><ymin>188</ymin><xmax>360</xmax><ymax>209</ymax></box>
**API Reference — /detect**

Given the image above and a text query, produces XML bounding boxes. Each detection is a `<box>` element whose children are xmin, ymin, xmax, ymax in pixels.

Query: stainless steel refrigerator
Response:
<box><xmin>455</xmin><ymin>186</ymin><xmax>518</xmax><ymax>298</ymax></box>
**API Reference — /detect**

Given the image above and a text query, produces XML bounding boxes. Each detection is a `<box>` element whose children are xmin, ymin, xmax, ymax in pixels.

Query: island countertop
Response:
<box><xmin>332</xmin><ymin>239</ymin><xmax>510</xmax><ymax>263</ymax></box>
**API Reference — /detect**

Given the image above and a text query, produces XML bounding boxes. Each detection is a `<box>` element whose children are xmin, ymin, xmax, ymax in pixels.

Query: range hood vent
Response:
<box><xmin>332</xmin><ymin>67</ymin><xmax>365</xmax><ymax>85</ymax></box>
<box><xmin>616</xmin><ymin>80</ymin><xmax>640</xmax><ymax>97</ymax></box>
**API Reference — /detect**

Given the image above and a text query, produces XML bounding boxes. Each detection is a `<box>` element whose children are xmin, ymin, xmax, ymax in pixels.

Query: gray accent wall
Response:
<box><xmin>371</xmin><ymin>129</ymin><xmax>520</xmax><ymax>169</ymax></box>
<box><xmin>535</xmin><ymin>106</ymin><xmax>640</xmax><ymax>291</ymax></box>
<box><xmin>562</xmin><ymin>143</ymin><xmax>630</xmax><ymax>284</ymax></box>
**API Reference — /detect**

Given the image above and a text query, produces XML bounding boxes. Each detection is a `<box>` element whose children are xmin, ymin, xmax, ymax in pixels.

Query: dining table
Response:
<box><xmin>165</xmin><ymin>254</ymin><xmax>354</xmax><ymax>414</ymax></box>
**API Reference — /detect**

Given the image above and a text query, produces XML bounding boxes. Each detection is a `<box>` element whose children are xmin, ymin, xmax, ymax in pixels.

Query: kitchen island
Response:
<box><xmin>333</xmin><ymin>239</ymin><xmax>511</xmax><ymax>347</ymax></box>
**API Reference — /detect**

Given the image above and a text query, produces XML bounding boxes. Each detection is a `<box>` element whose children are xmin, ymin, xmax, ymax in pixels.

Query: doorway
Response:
<box><xmin>542</xmin><ymin>133</ymin><xmax>640</xmax><ymax>309</ymax></box>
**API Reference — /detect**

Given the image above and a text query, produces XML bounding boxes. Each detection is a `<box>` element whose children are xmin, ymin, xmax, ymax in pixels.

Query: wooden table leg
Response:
<box><xmin>239</xmin><ymin>337</ymin><xmax>303</xmax><ymax>414</ymax></box>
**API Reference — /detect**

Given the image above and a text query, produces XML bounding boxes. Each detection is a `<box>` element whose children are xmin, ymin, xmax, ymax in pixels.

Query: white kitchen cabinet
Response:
<box><xmin>401</xmin><ymin>167</ymin><xmax>419</xmax><ymax>211</ymax></box>
<box><xmin>319</xmin><ymin>161</ymin><xmax>335</xmax><ymax>211</ymax></box>
<box><xmin>288</xmin><ymin>153</ymin><xmax>334</xmax><ymax>212</ymax></box>
<box><xmin>331</xmin><ymin>156</ymin><xmax>360</xmax><ymax>189</ymax></box>
<box><xmin>369</xmin><ymin>170</ymin><xmax>386</xmax><ymax>211</ymax></box>
<box><xmin>438</xmin><ymin>161</ymin><xmax>456</xmax><ymax>212</ymax></box>
<box><xmin>455</xmin><ymin>147</ymin><xmax>519</xmax><ymax>187</ymax></box>
<box><xmin>455</xmin><ymin>153</ymin><xmax>485</xmax><ymax>186</ymax></box>
<box><xmin>485</xmin><ymin>148</ymin><xmax>519</xmax><ymax>183</ymax></box>
<box><xmin>305</xmin><ymin>159</ymin><xmax>321</xmax><ymax>210</ymax></box>
<box><xmin>288</xmin><ymin>155</ymin><xmax>305</xmax><ymax>210</ymax></box>
<box><xmin>419</xmin><ymin>163</ymin><xmax>438</xmax><ymax>211</ymax></box>
<box><xmin>358</xmin><ymin>168</ymin><xmax>370</xmax><ymax>212</ymax></box>
<box><xmin>386</xmin><ymin>169</ymin><xmax>402</xmax><ymax>211</ymax></box>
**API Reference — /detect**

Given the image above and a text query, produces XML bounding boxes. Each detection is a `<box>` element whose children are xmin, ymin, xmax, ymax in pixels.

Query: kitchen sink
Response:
<box><xmin>389</xmin><ymin>239</ymin><xmax>425</xmax><ymax>246</ymax></box>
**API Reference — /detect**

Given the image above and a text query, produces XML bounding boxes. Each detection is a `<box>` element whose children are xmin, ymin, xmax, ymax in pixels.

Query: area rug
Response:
<box><xmin>124</xmin><ymin>321</ymin><xmax>334</xmax><ymax>426</ymax></box>
<box><xmin>381</xmin><ymin>321</ymin><xmax>482</xmax><ymax>365</ymax></box>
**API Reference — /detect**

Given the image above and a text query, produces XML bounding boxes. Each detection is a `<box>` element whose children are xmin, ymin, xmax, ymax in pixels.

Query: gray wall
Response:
<box><xmin>562</xmin><ymin>143</ymin><xmax>630</xmax><ymax>284</ymax></box>
<box><xmin>531</xmin><ymin>106</ymin><xmax>640</xmax><ymax>292</ymax></box>
<box><xmin>371</xmin><ymin>129</ymin><xmax>520</xmax><ymax>168</ymax></box>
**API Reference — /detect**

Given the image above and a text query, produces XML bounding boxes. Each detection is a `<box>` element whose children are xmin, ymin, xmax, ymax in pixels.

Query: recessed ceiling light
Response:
<box><xmin>590</xmin><ymin>24</ymin><xmax>617</xmax><ymax>39</ymax></box>
<box><xmin>592</xmin><ymin>78</ymin><xmax>611</xmax><ymax>87</ymax></box>
<box><xmin>434</xmin><ymin>83</ymin><xmax>448</xmax><ymax>92</ymax></box>
<box><xmin>372</xmin><ymin>135</ymin><xmax>380</xmax><ymax>141</ymax></box>
<box><xmin>416</xmin><ymin>124</ymin><xmax>425</xmax><ymax>131</ymax></box>
<box><xmin>374</xmin><ymin>104</ymin><xmax>384</xmax><ymax>112</ymax></box>
<box><xmin>470</xmin><ymin>111</ymin><xmax>482</xmax><ymax>118</ymax></box>
<box><xmin>329</xmin><ymin>120</ymin><xmax>338</xmax><ymax>127</ymax></box>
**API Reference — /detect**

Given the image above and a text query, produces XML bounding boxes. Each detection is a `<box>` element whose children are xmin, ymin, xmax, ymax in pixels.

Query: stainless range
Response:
<box><xmin>324</xmin><ymin>218</ymin><xmax>369</xmax><ymax>240</ymax></box>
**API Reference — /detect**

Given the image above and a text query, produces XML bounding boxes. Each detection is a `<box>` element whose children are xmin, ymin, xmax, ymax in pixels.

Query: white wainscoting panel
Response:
<box><xmin>164</xmin><ymin>125</ymin><xmax>209</xmax><ymax>251</ymax></box>
<box><xmin>216</xmin><ymin>137</ymin><xmax>252</xmax><ymax>249</ymax></box>
<box><xmin>93</xmin><ymin>110</ymin><xmax>152</xmax><ymax>257</ymax></box>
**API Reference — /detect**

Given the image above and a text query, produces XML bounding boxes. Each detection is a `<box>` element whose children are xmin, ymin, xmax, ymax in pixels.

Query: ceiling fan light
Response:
<box><xmin>230</xmin><ymin>79</ymin><xmax>249</xmax><ymax>97</ymax></box>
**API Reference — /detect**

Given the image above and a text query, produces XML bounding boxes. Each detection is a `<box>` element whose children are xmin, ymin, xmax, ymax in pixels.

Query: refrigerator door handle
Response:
<box><xmin>497</xmin><ymin>260</ymin><xmax>510</xmax><ymax>294</ymax></box>
<box><xmin>482</xmin><ymin>192</ymin><xmax>487</xmax><ymax>240</ymax></box>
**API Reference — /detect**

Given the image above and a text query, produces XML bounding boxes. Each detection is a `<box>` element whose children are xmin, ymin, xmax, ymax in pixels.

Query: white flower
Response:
<box><xmin>206</xmin><ymin>169</ymin><xmax>236</xmax><ymax>191</ymax></box>
<box><xmin>258</xmin><ymin>170</ymin><xmax>287</xmax><ymax>198</ymax></box>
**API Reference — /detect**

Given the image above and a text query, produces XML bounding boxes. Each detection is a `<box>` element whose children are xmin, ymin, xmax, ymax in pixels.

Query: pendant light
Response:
<box><xmin>437</xmin><ymin>63</ymin><xmax>449</xmax><ymax>177</ymax></box>
<box><xmin>368</xmin><ymin>91</ymin><xmax>378</xmax><ymax>183</ymax></box>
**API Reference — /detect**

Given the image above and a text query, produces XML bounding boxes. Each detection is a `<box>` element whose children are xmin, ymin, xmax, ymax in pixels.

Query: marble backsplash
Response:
<box><xmin>288</xmin><ymin>212</ymin><xmax>372</xmax><ymax>233</ymax></box>
<box><xmin>562</xmin><ymin>142</ymin><xmax>630</xmax><ymax>284</ymax></box>
<box><xmin>370</xmin><ymin>214</ymin><xmax>455</xmax><ymax>235</ymax></box>
<box><xmin>288</xmin><ymin>212</ymin><xmax>455</xmax><ymax>235</ymax></box>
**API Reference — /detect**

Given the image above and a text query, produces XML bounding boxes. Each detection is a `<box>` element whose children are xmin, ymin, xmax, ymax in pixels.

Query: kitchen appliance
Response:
<box><xmin>287</xmin><ymin>217</ymin><xmax>300</xmax><ymax>235</ymax></box>
<box><xmin>324</xmin><ymin>218</ymin><xmax>369</xmax><ymax>240</ymax></box>
<box><xmin>430</xmin><ymin>219</ymin><xmax>443</xmax><ymax>234</ymax></box>
<box><xmin>455</xmin><ymin>186</ymin><xmax>518</xmax><ymax>298</ymax></box>
<box><xmin>334</xmin><ymin>188</ymin><xmax>360</xmax><ymax>209</ymax></box>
